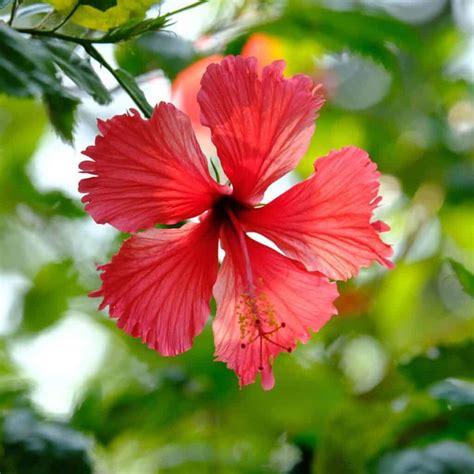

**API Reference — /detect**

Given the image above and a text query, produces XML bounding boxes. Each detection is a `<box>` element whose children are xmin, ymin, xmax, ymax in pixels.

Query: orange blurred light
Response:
<box><xmin>335</xmin><ymin>288</ymin><xmax>372</xmax><ymax>316</ymax></box>
<box><xmin>241</xmin><ymin>33</ymin><xmax>285</xmax><ymax>71</ymax></box>
<box><xmin>172</xmin><ymin>54</ymin><xmax>224</xmax><ymax>127</ymax></box>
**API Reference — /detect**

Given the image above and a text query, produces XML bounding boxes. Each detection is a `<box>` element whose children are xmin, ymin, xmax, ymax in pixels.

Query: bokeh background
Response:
<box><xmin>0</xmin><ymin>0</ymin><xmax>473</xmax><ymax>473</ymax></box>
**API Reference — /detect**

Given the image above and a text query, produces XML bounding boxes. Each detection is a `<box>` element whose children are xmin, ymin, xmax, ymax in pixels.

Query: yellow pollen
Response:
<box><xmin>236</xmin><ymin>289</ymin><xmax>293</xmax><ymax>369</ymax></box>
<box><xmin>237</xmin><ymin>291</ymin><xmax>278</xmax><ymax>342</ymax></box>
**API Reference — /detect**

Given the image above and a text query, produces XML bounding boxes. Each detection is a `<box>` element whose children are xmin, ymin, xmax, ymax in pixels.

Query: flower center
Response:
<box><xmin>213</xmin><ymin>195</ymin><xmax>244</xmax><ymax>220</ymax></box>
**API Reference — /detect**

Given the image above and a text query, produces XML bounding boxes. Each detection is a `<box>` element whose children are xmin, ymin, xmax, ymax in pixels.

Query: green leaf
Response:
<box><xmin>22</xmin><ymin>260</ymin><xmax>83</xmax><ymax>333</ymax></box>
<box><xmin>114</xmin><ymin>68</ymin><xmax>153</xmax><ymax>117</ymax></box>
<box><xmin>43</xmin><ymin>40</ymin><xmax>112</xmax><ymax>105</ymax></box>
<box><xmin>79</xmin><ymin>0</ymin><xmax>116</xmax><ymax>12</ymax></box>
<box><xmin>449</xmin><ymin>258</ymin><xmax>474</xmax><ymax>297</ymax></box>
<box><xmin>101</xmin><ymin>15</ymin><xmax>169</xmax><ymax>43</ymax></box>
<box><xmin>0</xmin><ymin>0</ymin><xmax>12</xmax><ymax>9</ymax></box>
<box><xmin>46</xmin><ymin>0</ymin><xmax>156</xmax><ymax>31</ymax></box>
<box><xmin>0</xmin><ymin>23</ymin><xmax>81</xmax><ymax>141</ymax></box>
<box><xmin>115</xmin><ymin>32</ymin><xmax>196</xmax><ymax>79</ymax></box>
<box><xmin>399</xmin><ymin>341</ymin><xmax>474</xmax><ymax>388</ymax></box>
<box><xmin>0</xmin><ymin>23</ymin><xmax>60</xmax><ymax>97</ymax></box>
<box><xmin>44</xmin><ymin>93</ymin><xmax>79</xmax><ymax>142</ymax></box>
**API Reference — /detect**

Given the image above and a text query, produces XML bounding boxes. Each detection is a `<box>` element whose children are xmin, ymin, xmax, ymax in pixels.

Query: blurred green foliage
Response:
<box><xmin>22</xmin><ymin>260</ymin><xmax>84</xmax><ymax>333</ymax></box>
<box><xmin>115</xmin><ymin>31</ymin><xmax>197</xmax><ymax>79</ymax></box>
<box><xmin>0</xmin><ymin>0</ymin><xmax>473</xmax><ymax>473</ymax></box>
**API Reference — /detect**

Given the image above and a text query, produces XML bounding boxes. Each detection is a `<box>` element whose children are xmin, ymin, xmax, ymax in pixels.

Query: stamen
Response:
<box><xmin>265</xmin><ymin>323</ymin><xmax>286</xmax><ymax>336</ymax></box>
<box><xmin>236</xmin><ymin>290</ymin><xmax>292</xmax><ymax>369</ymax></box>
<box><xmin>248</xmin><ymin>334</ymin><xmax>259</xmax><ymax>344</ymax></box>
<box><xmin>262</xmin><ymin>335</ymin><xmax>292</xmax><ymax>353</ymax></box>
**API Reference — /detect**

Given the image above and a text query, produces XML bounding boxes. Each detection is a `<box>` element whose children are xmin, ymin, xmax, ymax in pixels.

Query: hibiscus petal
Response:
<box><xmin>91</xmin><ymin>214</ymin><xmax>220</xmax><ymax>356</ymax></box>
<box><xmin>198</xmin><ymin>55</ymin><xmax>324</xmax><ymax>204</ymax></box>
<box><xmin>79</xmin><ymin>103</ymin><xmax>226</xmax><ymax>232</ymax></box>
<box><xmin>213</xmin><ymin>223</ymin><xmax>338</xmax><ymax>389</ymax></box>
<box><xmin>239</xmin><ymin>146</ymin><xmax>394</xmax><ymax>281</ymax></box>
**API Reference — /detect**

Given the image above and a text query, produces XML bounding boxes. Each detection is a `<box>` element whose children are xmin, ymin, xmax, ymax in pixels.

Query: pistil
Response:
<box><xmin>226</xmin><ymin>207</ymin><xmax>292</xmax><ymax>370</ymax></box>
<box><xmin>225</xmin><ymin>206</ymin><xmax>256</xmax><ymax>296</ymax></box>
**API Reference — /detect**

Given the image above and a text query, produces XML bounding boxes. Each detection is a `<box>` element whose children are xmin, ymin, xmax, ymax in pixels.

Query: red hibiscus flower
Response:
<box><xmin>79</xmin><ymin>56</ymin><xmax>393</xmax><ymax>390</ymax></box>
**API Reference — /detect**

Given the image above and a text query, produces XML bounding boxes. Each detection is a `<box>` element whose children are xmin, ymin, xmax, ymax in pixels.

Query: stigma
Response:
<box><xmin>236</xmin><ymin>291</ymin><xmax>292</xmax><ymax>371</ymax></box>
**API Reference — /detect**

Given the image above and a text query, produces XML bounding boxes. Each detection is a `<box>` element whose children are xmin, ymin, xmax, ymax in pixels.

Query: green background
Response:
<box><xmin>0</xmin><ymin>0</ymin><xmax>473</xmax><ymax>472</ymax></box>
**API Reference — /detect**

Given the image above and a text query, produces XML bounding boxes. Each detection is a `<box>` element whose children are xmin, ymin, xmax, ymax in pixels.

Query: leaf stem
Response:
<box><xmin>210</xmin><ymin>158</ymin><xmax>221</xmax><ymax>183</ymax></box>
<box><xmin>12</xmin><ymin>0</ymin><xmax>207</xmax><ymax>117</ymax></box>
<box><xmin>50</xmin><ymin>1</ymin><xmax>80</xmax><ymax>32</ymax></box>
<box><xmin>82</xmin><ymin>43</ymin><xmax>152</xmax><ymax>118</ymax></box>
<box><xmin>12</xmin><ymin>28</ymin><xmax>153</xmax><ymax>117</ymax></box>
<box><xmin>165</xmin><ymin>0</ymin><xmax>207</xmax><ymax>18</ymax></box>
<box><xmin>35</xmin><ymin>9</ymin><xmax>55</xmax><ymax>29</ymax></box>
<box><xmin>15</xmin><ymin>0</ymin><xmax>207</xmax><ymax>43</ymax></box>
<box><xmin>8</xmin><ymin>0</ymin><xmax>18</xmax><ymax>26</ymax></box>
<box><xmin>15</xmin><ymin>27</ymin><xmax>98</xmax><ymax>43</ymax></box>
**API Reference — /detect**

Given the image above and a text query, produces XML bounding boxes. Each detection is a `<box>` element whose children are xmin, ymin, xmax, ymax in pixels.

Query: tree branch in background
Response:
<box><xmin>10</xmin><ymin>0</ymin><xmax>207</xmax><ymax>119</ymax></box>
<box><xmin>50</xmin><ymin>1</ymin><xmax>81</xmax><ymax>32</ymax></box>
<box><xmin>8</xmin><ymin>0</ymin><xmax>18</xmax><ymax>25</ymax></box>
<box><xmin>83</xmin><ymin>43</ymin><xmax>153</xmax><ymax>117</ymax></box>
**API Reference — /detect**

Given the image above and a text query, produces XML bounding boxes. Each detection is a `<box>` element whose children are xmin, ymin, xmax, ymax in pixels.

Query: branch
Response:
<box><xmin>16</xmin><ymin>0</ymin><xmax>207</xmax><ymax>43</ymax></box>
<box><xmin>82</xmin><ymin>43</ymin><xmax>152</xmax><ymax>118</ymax></box>
<box><xmin>166</xmin><ymin>0</ymin><xmax>206</xmax><ymax>17</ymax></box>
<box><xmin>15</xmin><ymin>27</ymin><xmax>97</xmax><ymax>43</ymax></box>
<box><xmin>8</xmin><ymin>0</ymin><xmax>18</xmax><ymax>26</ymax></box>
<box><xmin>12</xmin><ymin>0</ymin><xmax>207</xmax><ymax>117</ymax></box>
<box><xmin>50</xmin><ymin>1</ymin><xmax>80</xmax><ymax>33</ymax></box>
